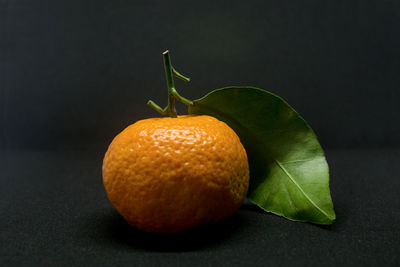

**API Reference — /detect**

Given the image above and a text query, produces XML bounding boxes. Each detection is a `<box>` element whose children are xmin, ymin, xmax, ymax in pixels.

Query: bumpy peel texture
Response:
<box><xmin>102</xmin><ymin>115</ymin><xmax>249</xmax><ymax>233</ymax></box>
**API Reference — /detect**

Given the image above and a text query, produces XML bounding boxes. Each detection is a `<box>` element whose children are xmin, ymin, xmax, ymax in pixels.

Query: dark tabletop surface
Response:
<box><xmin>1</xmin><ymin>148</ymin><xmax>399</xmax><ymax>266</ymax></box>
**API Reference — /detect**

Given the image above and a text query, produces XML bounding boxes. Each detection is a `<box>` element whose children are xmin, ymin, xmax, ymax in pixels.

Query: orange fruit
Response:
<box><xmin>102</xmin><ymin>115</ymin><xmax>249</xmax><ymax>233</ymax></box>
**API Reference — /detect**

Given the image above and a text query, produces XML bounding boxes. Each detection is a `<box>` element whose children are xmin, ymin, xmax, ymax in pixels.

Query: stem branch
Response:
<box><xmin>147</xmin><ymin>50</ymin><xmax>193</xmax><ymax>117</ymax></box>
<box><xmin>172</xmin><ymin>67</ymin><xmax>191</xmax><ymax>82</ymax></box>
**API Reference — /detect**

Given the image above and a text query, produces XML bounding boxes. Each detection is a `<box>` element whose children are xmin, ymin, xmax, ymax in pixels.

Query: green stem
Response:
<box><xmin>147</xmin><ymin>50</ymin><xmax>193</xmax><ymax>117</ymax></box>
<box><xmin>163</xmin><ymin>50</ymin><xmax>178</xmax><ymax>117</ymax></box>
<box><xmin>146</xmin><ymin>100</ymin><xmax>166</xmax><ymax>115</ymax></box>
<box><xmin>172</xmin><ymin>67</ymin><xmax>191</xmax><ymax>82</ymax></box>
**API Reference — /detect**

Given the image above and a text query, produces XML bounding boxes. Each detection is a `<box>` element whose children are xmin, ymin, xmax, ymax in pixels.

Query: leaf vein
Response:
<box><xmin>279</xmin><ymin>158</ymin><xmax>317</xmax><ymax>164</ymax></box>
<box><xmin>276</xmin><ymin>160</ymin><xmax>332</xmax><ymax>219</ymax></box>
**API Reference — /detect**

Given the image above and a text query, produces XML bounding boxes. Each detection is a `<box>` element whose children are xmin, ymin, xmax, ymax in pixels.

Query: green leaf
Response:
<box><xmin>188</xmin><ymin>87</ymin><xmax>336</xmax><ymax>224</ymax></box>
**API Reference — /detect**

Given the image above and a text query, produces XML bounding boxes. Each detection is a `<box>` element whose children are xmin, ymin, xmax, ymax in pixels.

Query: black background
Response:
<box><xmin>1</xmin><ymin>0</ymin><xmax>400</xmax><ymax>266</ymax></box>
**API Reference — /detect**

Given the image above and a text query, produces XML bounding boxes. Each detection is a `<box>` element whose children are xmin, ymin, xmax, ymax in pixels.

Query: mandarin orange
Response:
<box><xmin>102</xmin><ymin>115</ymin><xmax>249</xmax><ymax>233</ymax></box>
